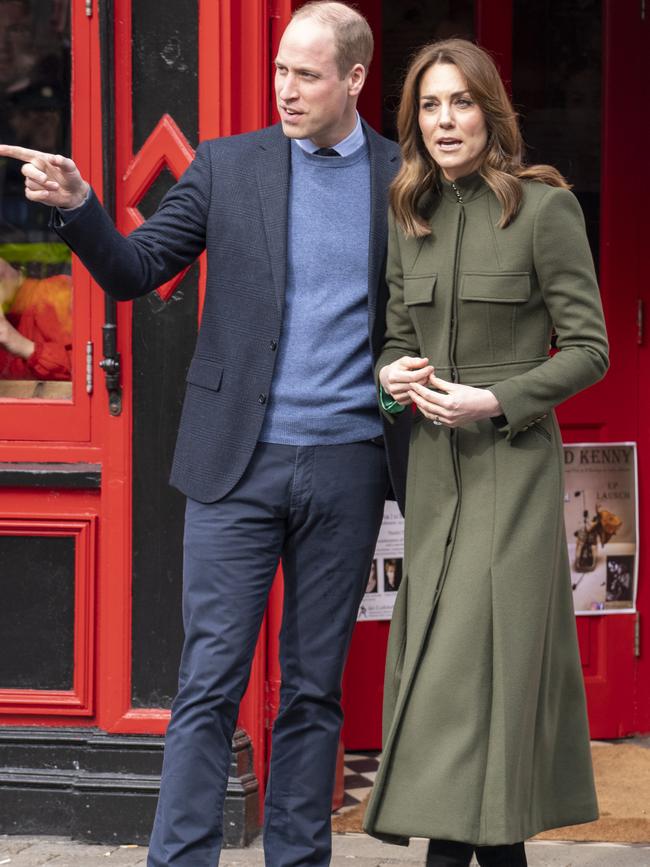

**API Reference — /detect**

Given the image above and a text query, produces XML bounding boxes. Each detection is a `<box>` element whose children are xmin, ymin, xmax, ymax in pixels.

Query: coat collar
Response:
<box><xmin>438</xmin><ymin>171</ymin><xmax>488</xmax><ymax>203</ymax></box>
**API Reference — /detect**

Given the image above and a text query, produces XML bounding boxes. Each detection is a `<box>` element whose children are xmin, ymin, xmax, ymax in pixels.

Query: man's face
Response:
<box><xmin>274</xmin><ymin>17</ymin><xmax>363</xmax><ymax>148</ymax></box>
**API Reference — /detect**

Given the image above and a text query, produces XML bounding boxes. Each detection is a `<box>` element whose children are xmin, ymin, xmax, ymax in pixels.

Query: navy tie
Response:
<box><xmin>314</xmin><ymin>147</ymin><xmax>340</xmax><ymax>157</ymax></box>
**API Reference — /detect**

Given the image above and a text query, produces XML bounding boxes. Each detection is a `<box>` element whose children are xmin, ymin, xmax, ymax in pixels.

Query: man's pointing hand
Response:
<box><xmin>0</xmin><ymin>145</ymin><xmax>89</xmax><ymax>210</ymax></box>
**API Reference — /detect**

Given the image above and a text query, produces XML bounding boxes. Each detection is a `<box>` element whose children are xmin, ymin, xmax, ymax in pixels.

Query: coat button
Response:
<box><xmin>258</xmin><ymin>393</ymin><xmax>267</xmax><ymax>404</ymax></box>
<box><xmin>270</xmin><ymin>339</ymin><xmax>278</xmax><ymax>351</ymax></box>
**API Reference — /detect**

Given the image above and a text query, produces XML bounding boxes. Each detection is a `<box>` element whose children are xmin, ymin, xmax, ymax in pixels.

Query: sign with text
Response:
<box><xmin>357</xmin><ymin>500</ymin><xmax>404</xmax><ymax>621</ymax></box>
<box><xmin>359</xmin><ymin>443</ymin><xmax>639</xmax><ymax>621</ymax></box>
<box><xmin>564</xmin><ymin>443</ymin><xmax>638</xmax><ymax>615</ymax></box>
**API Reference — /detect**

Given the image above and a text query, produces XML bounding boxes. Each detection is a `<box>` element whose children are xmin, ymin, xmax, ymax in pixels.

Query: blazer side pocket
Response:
<box><xmin>186</xmin><ymin>357</ymin><xmax>224</xmax><ymax>391</ymax></box>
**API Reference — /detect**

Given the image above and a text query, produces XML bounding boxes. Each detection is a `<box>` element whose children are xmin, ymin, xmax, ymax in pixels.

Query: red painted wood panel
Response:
<box><xmin>0</xmin><ymin>489</ymin><xmax>98</xmax><ymax>724</ymax></box>
<box><xmin>632</xmin><ymin>1</ymin><xmax>650</xmax><ymax>734</ymax></box>
<box><xmin>342</xmin><ymin>621</ymin><xmax>389</xmax><ymax>749</ymax></box>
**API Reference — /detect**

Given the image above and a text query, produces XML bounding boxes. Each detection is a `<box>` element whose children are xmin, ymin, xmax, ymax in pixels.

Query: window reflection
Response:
<box><xmin>0</xmin><ymin>0</ymin><xmax>72</xmax><ymax>399</ymax></box>
<box><xmin>0</xmin><ymin>245</ymin><xmax>72</xmax><ymax>391</ymax></box>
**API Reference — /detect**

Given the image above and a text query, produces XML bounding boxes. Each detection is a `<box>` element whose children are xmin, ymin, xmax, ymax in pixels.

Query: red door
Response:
<box><xmin>340</xmin><ymin>0</ymin><xmax>650</xmax><ymax>748</ymax></box>
<box><xmin>558</xmin><ymin>0</ymin><xmax>647</xmax><ymax>737</ymax></box>
<box><xmin>104</xmin><ymin>0</ymin><xmax>280</xmax><ymax>786</ymax></box>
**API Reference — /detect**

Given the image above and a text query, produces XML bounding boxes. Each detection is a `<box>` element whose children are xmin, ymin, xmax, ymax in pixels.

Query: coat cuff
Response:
<box><xmin>487</xmin><ymin>382</ymin><xmax>550</xmax><ymax>441</ymax></box>
<box><xmin>379</xmin><ymin>385</ymin><xmax>407</xmax><ymax>415</ymax></box>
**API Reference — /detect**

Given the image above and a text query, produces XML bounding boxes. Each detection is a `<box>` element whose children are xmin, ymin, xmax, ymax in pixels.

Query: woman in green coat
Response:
<box><xmin>363</xmin><ymin>39</ymin><xmax>609</xmax><ymax>867</ymax></box>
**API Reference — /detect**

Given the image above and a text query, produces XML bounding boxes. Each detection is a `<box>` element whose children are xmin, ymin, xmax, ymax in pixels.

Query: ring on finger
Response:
<box><xmin>432</xmin><ymin>415</ymin><xmax>442</xmax><ymax>426</ymax></box>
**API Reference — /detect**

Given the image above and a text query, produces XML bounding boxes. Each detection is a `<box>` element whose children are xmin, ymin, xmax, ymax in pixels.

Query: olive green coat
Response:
<box><xmin>363</xmin><ymin>175</ymin><xmax>609</xmax><ymax>846</ymax></box>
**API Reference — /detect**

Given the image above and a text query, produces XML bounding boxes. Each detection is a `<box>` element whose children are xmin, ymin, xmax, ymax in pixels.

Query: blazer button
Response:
<box><xmin>258</xmin><ymin>393</ymin><xmax>267</xmax><ymax>404</ymax></box>
<box><xmin>270</xmin><ymin>339</ymin><xmax>278</xmax><ymax>351</ymax></box>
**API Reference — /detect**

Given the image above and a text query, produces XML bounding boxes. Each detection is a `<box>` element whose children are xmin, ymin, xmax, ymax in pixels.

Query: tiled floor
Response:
<box><xmin>338</xmin><ymin>752</ymin><xmax>380</xmax><ymax>812</ymax></box>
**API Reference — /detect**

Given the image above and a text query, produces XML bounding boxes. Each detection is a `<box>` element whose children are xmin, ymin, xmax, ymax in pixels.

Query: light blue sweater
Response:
<box><xmin>259</xmin><ymin>139</ymin><xmax>382</xmax><ymax>445</ymax></box>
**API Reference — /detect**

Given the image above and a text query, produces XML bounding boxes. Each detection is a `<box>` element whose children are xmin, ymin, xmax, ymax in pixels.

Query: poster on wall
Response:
<box><xmin>359</xmin><ymin>443</ymin><xmax>639</xmax><ymax>622</ymax></box>
<box><xmin>564</xmin><ymin>442</ymin><xmax>638</xmax><ymax>615</ymax></box>
<box><xmin>357</xmin><ymin>500</ymin><xmax>404</xmax><ymax>621</ymax></box>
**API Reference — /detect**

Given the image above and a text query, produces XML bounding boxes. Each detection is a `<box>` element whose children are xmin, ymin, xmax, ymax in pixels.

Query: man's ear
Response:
<box><xmin>348</xmin><ymin>63</ymin><xmax>367</xmax><ymax>97</ymax></box>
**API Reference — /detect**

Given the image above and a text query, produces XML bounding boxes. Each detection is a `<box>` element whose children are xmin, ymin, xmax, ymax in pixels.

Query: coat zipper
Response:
<box><xmin>447</xmin><ymin>183</ymin><xmax>464</xmax><ymax>556</ymax></box>
<box><xmin>449</xmin><ymin>182</ymin><xmax>465</xmax><ymax>385</ymax></box>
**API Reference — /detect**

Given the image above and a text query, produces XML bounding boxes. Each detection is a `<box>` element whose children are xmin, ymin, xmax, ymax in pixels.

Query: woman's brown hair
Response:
<box><xmin>391</xmin><ymin>39</ymin><xmax>569</xmax><ymax>237</ymax></box>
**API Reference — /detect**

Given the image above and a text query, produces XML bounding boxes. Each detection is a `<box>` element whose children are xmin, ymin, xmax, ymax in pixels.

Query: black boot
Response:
<box><xmin>474</xmin><ymin>842</ymin><xmax>527</xmax><ymax>866</ymax></box>
<box><xmin>426</xmin><ymin>838</ymin><xmax>474</xmax><ymax>867</ymax></box>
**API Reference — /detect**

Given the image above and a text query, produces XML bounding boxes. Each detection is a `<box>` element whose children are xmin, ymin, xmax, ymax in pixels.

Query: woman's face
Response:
<box><xmin>417</xmin><ymin>62</ymin><xmax>488</xmax><ymax>181</ymax></box>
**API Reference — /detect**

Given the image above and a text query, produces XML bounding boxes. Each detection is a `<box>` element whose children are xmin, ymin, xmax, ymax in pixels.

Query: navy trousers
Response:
<box><xmin>147</xmin><ymin>440</ymin><xmax>389</xmax><ymax>867</ymax></box>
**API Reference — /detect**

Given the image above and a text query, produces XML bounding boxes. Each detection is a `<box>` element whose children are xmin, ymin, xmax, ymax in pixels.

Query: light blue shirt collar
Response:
<box><xmin>295</xmin><ymin>113</ymin><xmax>364</xmax><ymax>157</ymax></box>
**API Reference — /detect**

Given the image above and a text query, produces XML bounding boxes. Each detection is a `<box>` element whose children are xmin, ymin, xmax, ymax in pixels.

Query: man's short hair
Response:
<box><xmin>292</xmin><ymin>1</ymin><xmax>373</xmax><ymax>78</ymax></box>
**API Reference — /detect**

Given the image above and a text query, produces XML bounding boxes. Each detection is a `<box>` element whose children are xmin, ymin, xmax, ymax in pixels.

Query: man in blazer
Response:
<box><xmin>0</xmin><ymin>2</ymin><xmax>411</xmax><ymax>865</ymax></box>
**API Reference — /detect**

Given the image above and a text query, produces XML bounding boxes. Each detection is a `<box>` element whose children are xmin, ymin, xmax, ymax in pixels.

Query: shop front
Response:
<box><xmin>0</xmin><ymin>0</ymin><xmax>648</xmax><ymax>845</ymax></box>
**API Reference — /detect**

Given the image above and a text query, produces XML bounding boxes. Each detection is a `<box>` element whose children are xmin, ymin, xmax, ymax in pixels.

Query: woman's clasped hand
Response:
<box><xmin>408</xmin><ymin>376</ymin><xmax>501</xmax><ymax>427</ymax></box>
<box><xmin>380</xmin><ymin>355</ymin><xmax>502</xmax><ymax>427</ymax></box>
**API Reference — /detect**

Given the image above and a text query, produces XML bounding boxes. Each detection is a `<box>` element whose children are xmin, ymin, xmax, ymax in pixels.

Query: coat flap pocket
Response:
<box><xmin>460</xmin><ymin>272</ymin><xmax>531</xmax><ymax>303</ymax></box>
<box><xmin>403</xmin><ymin>274</ymin><xmax>437</xmax><ymax>305</ymax></box>
<box><xmin>186</xmin><ymin>357</ymin><xmax>223</xmax><ymax>391</ymax></box>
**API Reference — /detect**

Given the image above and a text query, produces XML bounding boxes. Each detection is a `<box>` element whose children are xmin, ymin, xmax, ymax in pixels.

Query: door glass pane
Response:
<box><xmin>0</xmin><ymin>0</ymin><xmax>72</xmax><ymax>399</ymax></box>
<box><xmin>381</xmin><ymin>0</ymin><xmax>474</xmax><ymax>139</ymax></box>
<box><xmin>512</xmin><ymin>0</ymin><xmax>602</xmax><ymax>270</ymax></box>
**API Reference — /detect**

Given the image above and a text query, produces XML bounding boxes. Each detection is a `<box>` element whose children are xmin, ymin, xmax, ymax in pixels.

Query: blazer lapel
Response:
<box><xmin>365</xmin><ymin>123</ymin><xmax>399</xmax><ymax>327</ymax></box>
<box><xmin>256</xmin><ymin>126</ymin><xmax>291</xmax><ymax>315</ymax></box>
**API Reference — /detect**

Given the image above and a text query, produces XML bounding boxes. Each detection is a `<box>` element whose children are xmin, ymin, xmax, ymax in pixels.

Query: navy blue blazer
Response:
<box><xmin>55</xmin><ymin>121</ymin><xmax>410</xmax><ymax>507</ymax></box>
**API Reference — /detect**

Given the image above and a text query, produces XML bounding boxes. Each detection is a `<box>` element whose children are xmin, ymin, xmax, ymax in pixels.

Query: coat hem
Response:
<box><xmin>363</xmin><ymin>805</ymin><xmax>599</xmax><ymax>848</ymax></box>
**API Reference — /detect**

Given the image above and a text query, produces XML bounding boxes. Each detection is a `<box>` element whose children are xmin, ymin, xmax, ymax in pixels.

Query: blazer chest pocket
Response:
<box><xmin>460</xmin><ymin>272</ymin><xmax>531</xmax><ymax>303</ymax></box>
<box><xmin>403</xmin><ymin>273</ymin><xmax>437</xmax><ymax>306</ymax></box>
<box><xmin>186</xmin><ymin>357</ymin><xmax>224</xmax><ymax>391</ymax></box>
